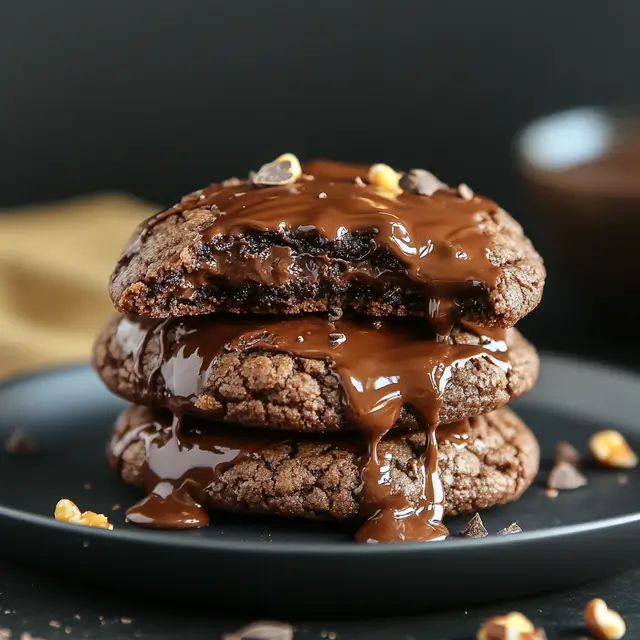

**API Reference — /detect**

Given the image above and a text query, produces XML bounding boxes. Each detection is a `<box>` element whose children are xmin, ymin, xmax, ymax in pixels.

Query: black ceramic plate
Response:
<box><xmin>0</xmin><ymin>356</ymin><xmax>639</xmax><ymax>615</ymax></box>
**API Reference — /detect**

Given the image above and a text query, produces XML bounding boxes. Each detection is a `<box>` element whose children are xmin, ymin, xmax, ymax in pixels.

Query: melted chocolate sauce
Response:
<box><xmin>117</xmin><ymin>160</ymin><xmax>502</xmax><ymax>336</ymax></box>
<box><xmin>109</xmin><ymin>407</ymin><xmax>478</xmax><ymax>536</ymax></box>
<box><xmin>114</xmin><ymin>314</ymin><xmax>509</xmax><ymax>542</ymax></box>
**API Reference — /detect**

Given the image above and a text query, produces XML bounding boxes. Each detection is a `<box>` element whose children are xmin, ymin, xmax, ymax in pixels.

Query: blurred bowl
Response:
<box><xmin>515</xmin><ymin>106</ymin><xmax>640</xmax><ymax>331</ymax></box>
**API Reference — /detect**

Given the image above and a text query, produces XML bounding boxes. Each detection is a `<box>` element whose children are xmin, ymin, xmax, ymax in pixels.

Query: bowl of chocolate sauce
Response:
<box><xmin>516</xmin><ymin>106</ymin><xmax>640</xmax><ymax>330</ymax></box>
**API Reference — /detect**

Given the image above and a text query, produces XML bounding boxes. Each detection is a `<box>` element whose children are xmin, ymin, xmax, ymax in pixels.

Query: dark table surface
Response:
<box><xmin>0</xmin><ymin>560</ymin><xmax>637</xmax><ymax>639</ymax></box>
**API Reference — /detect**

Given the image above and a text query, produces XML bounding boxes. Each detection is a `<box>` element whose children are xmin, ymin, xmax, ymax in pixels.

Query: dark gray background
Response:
<box><xmin>1</xmin><ymin>1</ymin><xmax>638</xmax><ymax>362</ymax></box>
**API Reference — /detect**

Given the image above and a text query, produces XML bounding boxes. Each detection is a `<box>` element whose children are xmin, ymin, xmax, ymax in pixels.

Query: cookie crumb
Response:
<box><xmin>48</xmin><ymin>621</ymin><xmax>61</xmax><ymax>629</ymax></box>
<box><xmin>5</xmin><ymin>428</ymin><xmax>37</xmax><ymax>454</ymax></box>
<box><xmin>64</xmin><ymin>627</ymin><xmax>72</xmax><ymax>635</ymax></box>
<box><xmin>0</xmin><ymin>629</ymin><xmax>11</xmax><ymax>639</ymax></box>
<box><xmin>617</xmin><ymin>474</ymin><xmax>629</xmax><ymax>485</ymax></box>
<box><xmin>554</xmin><ymin>440</ymin><xmax>581</xmax><ymax>465</ymax></box>
<box><xmin>399</xmin><ymin>169</ymin><xmax>447</xmax><ymax>196</ymax></box>
<box><xmin>548</xmin><ymin>461</ymin><xmax>587</xmax><ymax>490</ymax></box>
<box><xmin>545</xmin><ymin>488</ymin><xmax>559</xmax><ymax>498</ymax></box>
<box><xmin>222</xmin><ymin>177</ymin><xmax>243</xmax><ymax>188</ymax></box>
<box><xmin>21</xmin><ymin>634</ymin><xmax>45</xmax><ymax>640</ymax></box>
<box><xmin>73</xmin><ymin>614</ymin><xmax>81</xmax><ymax>621</ymax></box>
<box><xmin>459</xmin><ymin>513</ymin><xmax>488</xmax><ymax>538</ymax></box>
<box><xmin>223</xmin><ymin>620</ymin><xmax>293</xmax><ymax>640</ymax></box>
<box><xmin>112</xmin><ymin>503</ymin><xmax>121</xmax><ymax>511</ymax></box>
<box><xmin>497</xmin><ymin>522</ymin><xmax>522</xmax><ymax>535</ymax></box>
<box><xmin>83</xmin><ymin>482</ymin><xmax>92</xmax><ymax>490</ymax></box>
<box><xmin>121</xmin><ymin>617</ymin><xmax>133</xmax><ymax>624</ymax></box>
<box><xmin>82</xmin><ymin>540</ymin><xmax>90</xmax><ymax>548</ymax></box>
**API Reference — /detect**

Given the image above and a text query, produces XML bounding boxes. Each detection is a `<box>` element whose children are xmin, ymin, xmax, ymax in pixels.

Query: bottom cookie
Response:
<box><xmin>109</xmin><ymin>405</ymin><xmax>539</xmax><ymax>541</ymax></box>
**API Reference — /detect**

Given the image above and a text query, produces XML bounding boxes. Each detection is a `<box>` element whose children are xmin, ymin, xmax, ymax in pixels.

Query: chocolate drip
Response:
<box><xmin>114</xmin><ymin>314</ymin><xmax>509</xmax><ymax>542</ymax></box>
<box><xmin>109</xmin><ymin>408</ymin><xmax>477</xmax><ymax>535</ymax></box>
<box><xmin>117</xmin><ymin>161</ymin><xmax>502</xmax><ymax>336</ymax></box>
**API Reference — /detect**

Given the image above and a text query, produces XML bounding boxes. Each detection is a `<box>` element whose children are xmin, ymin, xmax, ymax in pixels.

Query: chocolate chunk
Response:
<box><xmin>329</xmin><ymin>332</ymin><xmax>346</xmax><ymax>346</ymax></box>
<box><xmin>459</xmin><ymin>512</ymin><xmax>488</xmax><ymax>538</ymax></box>
<box><xmin>251</xmin><ymin>161</ymin><xmax>296</xmax><ymax>187</ymax></box>
<box><xmin>548</xmin><ymin>461</ymin><xmax>587</xmax><ymax>490</ymax></box>
<box><xmin>4</xmin><ymin>428</ymin><xmax>37</xmax><ymax>454</ymax></box>
<box><xmin>497</xmin><ymin>522</ymin><xmax>522</xmax><ymax>535</ymax></box>
<box><xmin>457</xmin><ymin>183</ymin><xmax>473</xmax><ymax>200</ymax></box>
<box><xmin>554</xmin><ymin>440</ymin><xmax>581</xmax><ymax>465</ymax></box>
<box><xmin>399</xmin><ymin>169</ymin><xmax>447</xmax><ymax>196</ymax></box>
<box><xmin>223</xmin><ymin>621</ymin><xmax>293</xmax><ymax>640</ymax></box>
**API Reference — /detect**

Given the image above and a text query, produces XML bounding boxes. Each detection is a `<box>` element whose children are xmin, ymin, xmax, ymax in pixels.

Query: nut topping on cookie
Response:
<box><xmin>400</xmin><ymin>168</ymin><xmax>447</xmax><ymax>195</ymax></box>
<box><xmin>367</xmin><ymin>163</ymin><xmax>402</xmax><ymax>191</ymax></box>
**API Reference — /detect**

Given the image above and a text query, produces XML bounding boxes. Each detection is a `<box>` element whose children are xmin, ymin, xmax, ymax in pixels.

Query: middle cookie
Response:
<box><xmin>94</xmin><ymin>314</ymin><xmax>538</xmax><ymax>433</ymax></box>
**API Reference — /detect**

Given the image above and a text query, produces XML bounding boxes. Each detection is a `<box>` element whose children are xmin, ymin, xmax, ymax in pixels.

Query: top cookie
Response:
<box><xmin>110</xmin><ymin>156</ymin><xmax>545</xmax><ymax>333</ymax></box>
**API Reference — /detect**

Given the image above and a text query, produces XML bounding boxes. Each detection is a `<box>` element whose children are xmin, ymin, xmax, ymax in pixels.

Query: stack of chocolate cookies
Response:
<box><xmin>93</xmin><ymin>156</ymin><xmax>545</xmax><ymax>542</ymax></box>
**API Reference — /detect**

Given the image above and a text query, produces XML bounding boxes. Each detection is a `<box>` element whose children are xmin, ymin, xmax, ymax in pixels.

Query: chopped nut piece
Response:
<box><xmin>478</xmin><ymin>612</ymin><xmax>546</xmax><ymax>640</ymax></box>
<box><xmin>497</xmin><ymin>522</ymin><xmax>522</xmax><ymax>535</ymax></box>
<box><xmin>367</xmin><ymin>163</ymin><xmax>402</xmax><ymax>192</ymax></box>
<box><xmin>459</xmin><ymin>513</ymin><xmax>488</xmax><ymax>538</ymax></box>
<box><xmin>590</xmin><ymin>431</ymin><xmax>638</xmax><ymax>469</ymax></box>
<box><xmin>399</xmin><ymin>168</ymin><xmax>447</xmax><ymax>195</ymax></box>
<box><xmin>4</xmin><ymin>428</ymin><xmax>37</xmax><ymax>454</ymax></box>
<box><xmin>458</xmin><ymin>183</ymin><xmax>474</xmax><ymax>200</ymax></box>
<box><xmin>548</xmin><ymin>461</ymin><xmax>587</xmax><ymax>490</ymax></box>
<box><xmin>274</xmin><ymin>153</ymin><xmax>302</xmax><ymax>180</ymax></box>
<box><xmin>251</xmin><ymin>157</ymin><xmax>298</xmax><ymax>187</ymax></box>
<box><xmin>223</xmin><ymin>620</ymin><xmax>294</xmax><ymax>640</ymax></box>
<box><xmin>54</xmin><ymin>499</ymin><xmax>113</xmax><ymax>530</ymax></box>
<box><xmin>354</xmin><ymin>176</ymin><xmax>366</xmax><ymax>187</ymax></box>
<box><xmin>329</xmin><ymin>332</ymin><xmax>346</xmax><ymax>346</ymax></box>
<box><xmin>585</xmin><ymin>598</ymin><xmax>626</xmax><ymax>640</ymax></box>
<box><xmin>554</xmin><ymin>441</ymin><xmax>581</xmax><ymax>465</ymax></box>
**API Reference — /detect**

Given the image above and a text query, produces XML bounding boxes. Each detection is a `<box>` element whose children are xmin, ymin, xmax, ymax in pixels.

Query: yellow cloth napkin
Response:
<box><xmin>0</xmin><ymin>193</ymin><xmax>158</xmax><ymax>379</ymax></box>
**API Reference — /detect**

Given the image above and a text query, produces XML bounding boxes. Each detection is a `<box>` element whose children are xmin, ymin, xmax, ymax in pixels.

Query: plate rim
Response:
<box><xmin>2</xmin><ymin>357</ymin><xmax>640</xmax><ymax>557</ymax></box>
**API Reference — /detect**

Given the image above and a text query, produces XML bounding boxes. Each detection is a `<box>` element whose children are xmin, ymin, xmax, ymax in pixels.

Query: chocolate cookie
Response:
<box><xmin>93</xmin><ymin>313</ymin><xmax>539</xmax><ymax>433</ymax></box>
<box><xmin>109</xmin><ymin>159</ymin><xmax>545</xmax><ymax>333</ymax></box>
<box><xmin>110</xmin><ymin>405</ymin><xmax>540</xmax><ymax>526</ymax></box>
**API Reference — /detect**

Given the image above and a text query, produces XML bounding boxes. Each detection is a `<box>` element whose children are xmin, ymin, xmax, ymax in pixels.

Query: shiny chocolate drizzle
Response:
<box><xmin>113</xmin><ymin>314</ymin><xmax>509</xmax><ymax>542</ymax></box>
<box><xmin>109</xmin><ymin>407</ymin><xmax>477</xmax><ymax>535</ymax></box>
<box><xmin>118</xmin><ymin>160</ymin><xmax>503</xmax><ymax>337</ymax></box>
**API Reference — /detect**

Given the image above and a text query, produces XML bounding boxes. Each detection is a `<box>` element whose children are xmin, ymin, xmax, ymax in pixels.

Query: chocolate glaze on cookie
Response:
<box><xmin>110</xmin><ymin>160</ymin><xmax>545</xmax><ymax>335</ymax></box>
<box><xmin>101</xmin><ymin>313</ymin><xmax>513</xmax><ymax>542</ymax></box>
<box><xmin>108</xmin><ymin>405</ymin><xmax>540</xmax><ymax>536</ymax></box>
<box><xmin>95</xmin><ymin>313</ymin><xmax>537</xmax><ymax>432</ymax></box>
